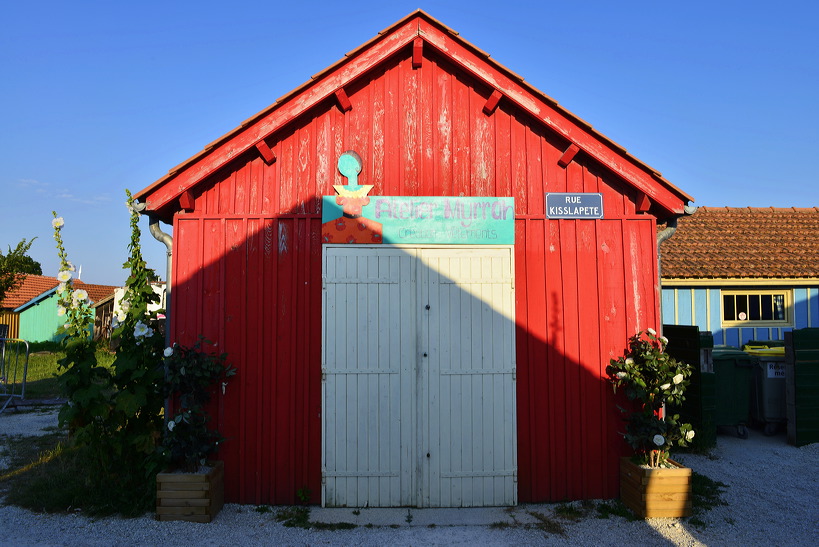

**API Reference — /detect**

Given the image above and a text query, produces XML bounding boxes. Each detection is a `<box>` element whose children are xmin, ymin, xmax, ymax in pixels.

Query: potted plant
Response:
<box><xmin>155</xmin><ymin>337</ymin><xmax>236</xmax><ymax>523</ymax></box>
<box><xmin>607</xmin><ymin>328</ymin><xmax>696</xmax><ymax>518</ymax></box>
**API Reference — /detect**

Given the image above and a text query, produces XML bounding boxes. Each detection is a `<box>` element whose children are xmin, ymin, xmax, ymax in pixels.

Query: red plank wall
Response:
<box><xmin>169</xmin><ymin>47</ymin><xmax>660</xmax><ymax>505</ymax></box>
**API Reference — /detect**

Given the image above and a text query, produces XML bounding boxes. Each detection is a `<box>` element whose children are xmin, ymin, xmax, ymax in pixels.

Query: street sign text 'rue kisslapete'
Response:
<box><xmin>546</xmin><ymin>193</ymin><xmax>604</xmax><ymax>219</ymax></box>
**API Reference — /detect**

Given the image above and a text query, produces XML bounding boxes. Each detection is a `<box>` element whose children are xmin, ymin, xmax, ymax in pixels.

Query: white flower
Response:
<box><xmin>134</xmin><ymin>320</ymin><xmax>150</xmax><ymax>338</ymax></box>
<box><xmin>673</xmin><ymin>373</ymin><xmax>684</xmax><ymax>385</ymax></box>
<box><xmin>647</xmin><ymin>328</ymin><xmax>657</xmax><ymax>336</ymax></box>
<box><xmin>616</xmin><ymin>371</ymin><xmax>627</xmax><ymax>379</ymax></box>
<box><xmin>57</xmin><ymin>306</ymin><xmax>66</xmax><ymax>317</ymax></box>
<box><xmin>57</xmin><ymin>271</ymin><xmax>72</xmax><ymax>282</ymax></box>
<box><xmin>120</xmin><ymin>299</ymin><xmax>131</xmax><ymax>312</ymax></box>
<box><xmin>72</xmin><ymin>288</ymin><xmax>89</xmax><ymax>302</ymax></box>
<box><xmin>116</xmin><ymin>311</ymin><xmax>127</xmax><ymax>322</ymax></box>
<box><xmin>52</xmin><ymin>217</ymin><xmax>65</xmax><ymax>228</ymax></box>
<box><xmin>58</xmin><ymin>282</ymin><xmax>67</xmax><ymax>293</ymax></box>
<box><xmin>624</xmin><ymin>357</ymin><xmax>634</xmax><ymax>366</ymax></box>
<box><xmin>660</xmin><ymin>383</ymin><xmax>671</xmax><ymax>390</ymax></box>
<box><xmin>652</xmin><ymin>434</ymin><xmax>665</xmax><ymax>446</ymax></box>
<box><xmin>164</xmin><ymin>347</ymin><xmax>174</xmax><ymax>357</ymax></box>
<box><xmin>685</xmin><ymin>430</ymin><xmax>695</xmax><ymax>442</ymax></box>
<box><xmin>180</xmin><ymin>366</ymin><xmax>186</xmax><ymax>376</ymax></box>
<box><xmin>167</xmin><ymin>420</ymin><xmax>175</xmax><ymax>431</ymax></box>
<box><xmin>67</xmin><ymin>261</ymin><xmax>76</xmax><ymax>272</ymax></box>
<box><xmin>660</xmin><ymin>336</ymin><xmax>669</xmax><ymax>345</ymax></box>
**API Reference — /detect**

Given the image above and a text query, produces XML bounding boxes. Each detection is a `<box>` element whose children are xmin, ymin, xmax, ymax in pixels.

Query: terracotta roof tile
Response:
<box><xmin>1</xmin><ymin>274</ymin><xmax>119</xmax><ymax>310</ymax></box>
<box><xmin>76</xmin><ymin>282</ymin><xmax>118</xmax><ymax>305</ymax></box>
<box><xmin>1</xmin><ymin>274</ymin><xmax>58</xmax><ymax>309</ymax></box>
<box><xmin>660</xmin><ymin>206</ymin><xmax>819</xmax><ymax>279</ymax></box>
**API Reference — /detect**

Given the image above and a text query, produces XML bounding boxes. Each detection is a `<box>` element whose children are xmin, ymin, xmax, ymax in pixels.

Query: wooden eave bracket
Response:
<box><xmin>335</xmin><ymin>88</ymin><xmax>353</xmax><ymax>112</ymax></box>
<box><xmin>179</xmin><ymin>190</ymin><xmax>195</xmax><ymax>213</ymax></box>
<box><xmin>255</xmin><ymin>140</ymin><xmax>277</xmax><ymax>165</ymax></box>
<box><xmin>483</xmin><ymin>89</ymin><xmax>503</xmax><ymax>115</ymax></box>
<box><xmin>558</xmin><ymin>144</ymin><xmax>580</xmax><ymax>168</ymax></box>
<box><xmin>636</xmin><ymin>193</ymin><xmax>652</xmax><ymax>213</ymax></box>
<box><xmin>412</xmin><ymin>37</ymin><xmax>423</xmax><ymax>68</ymax></box>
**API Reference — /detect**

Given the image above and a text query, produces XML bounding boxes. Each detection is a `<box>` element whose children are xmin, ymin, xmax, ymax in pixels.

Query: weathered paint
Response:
<box><xmin>140</xmin><ymin>12</ymin><xmax>688</xmax><ymax>506</ymax></box>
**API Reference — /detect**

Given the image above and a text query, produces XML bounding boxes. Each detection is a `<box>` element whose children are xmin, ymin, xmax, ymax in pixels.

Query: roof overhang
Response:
<box><xmin>135</xmin><ymin>10</ymin><xmax>693</xmax><ymax>223</ymax></box>
<box><xmin>662</xmin><ymin>277</ymin><xmax>819</xmax><ymax>287</ymax></box>
<box><xmin>13</xmin><ymin>287</ymin><xmax>57</xmax><ymax>313</ymax></box>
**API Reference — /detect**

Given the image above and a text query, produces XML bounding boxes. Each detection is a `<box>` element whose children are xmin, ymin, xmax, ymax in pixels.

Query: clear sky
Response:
<box><xmin>2</xmin><ymin>1</ymin><xmax>817</xmax><ymax>286</ymax></box>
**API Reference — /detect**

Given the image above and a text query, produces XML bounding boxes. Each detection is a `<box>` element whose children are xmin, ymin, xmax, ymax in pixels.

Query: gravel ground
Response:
<box><xmin>1</xmin><ymin>406</ymin><xmax>818</xmax><ymax>546</ymax></box>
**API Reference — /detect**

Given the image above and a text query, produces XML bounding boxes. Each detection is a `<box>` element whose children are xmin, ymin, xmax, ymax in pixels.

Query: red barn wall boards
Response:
<box><xmin>135</xmin><ymin>11</ymin><xmax>693</xmax><ymax>507</ymax></box>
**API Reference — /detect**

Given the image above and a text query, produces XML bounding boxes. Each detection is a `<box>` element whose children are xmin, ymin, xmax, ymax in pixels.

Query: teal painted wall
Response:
<box><xmin>17</xmin><ymin>293</ymin><xmax>96</xmax><ymax>343</ymax></box>
<box><xmin>661</xmin><ymin>286</ymin><xmax>819</xmax><ymax>347</ymax></box>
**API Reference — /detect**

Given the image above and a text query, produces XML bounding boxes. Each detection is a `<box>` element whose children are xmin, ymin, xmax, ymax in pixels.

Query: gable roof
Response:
<box><xmin>660</xmin><ymin>207</ymin><xmax>819</xmax><ymax>280</ymax></box>
<box><xmin>1</xmin><ymin>274</ymin><xmax>119</xmax><ymax>311</ymax></box>
<box><xmin>78</xmin><ymin>282</ymin><xmax>119</xmax><ymax>306</ymax></box>
<box><xmin>1</xmin><ymin>274</ymin><xmax>58</xmax><ymax>309</ymax></box>
<box><xmin>135</xmin><ymin>10</ymin><xmax>692</xmax><ymax>222</ymax></box>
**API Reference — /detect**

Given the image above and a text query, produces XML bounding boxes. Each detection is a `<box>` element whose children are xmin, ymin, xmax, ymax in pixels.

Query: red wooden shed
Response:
<box><xmin>135</xmin><ymin>10</ymin><xmax>693</xmax><ymax>507</ymax></box>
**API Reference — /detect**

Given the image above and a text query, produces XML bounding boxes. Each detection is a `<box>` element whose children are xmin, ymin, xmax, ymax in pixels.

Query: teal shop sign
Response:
<box><xmin>321</xmin><ymin>196</ymin><xmax>515</xmax><ymax>244</ymax></box>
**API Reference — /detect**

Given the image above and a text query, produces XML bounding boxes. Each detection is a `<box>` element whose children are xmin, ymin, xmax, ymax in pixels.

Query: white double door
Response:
<box><xmin>322</xmin><ymin>245</ymin><xmax>516</xmax><ymax>507</ymax></box>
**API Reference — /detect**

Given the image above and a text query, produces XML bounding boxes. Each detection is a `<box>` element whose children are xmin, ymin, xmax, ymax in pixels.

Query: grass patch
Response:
<box><xmin>6</xmin><ymin>345</ymin><xmax>116</xmax><ymax>400</ymax></box>
<box><xmin>688</xmin><ymin>471</ymin><xmax>728</xmax><ymax>526</ymax></box>
<box><xmin>595</xmin><ymin>499</ymin><xmax>637</xmax><ymax>521</ymax></box>
<box><xmin>275</xmin><ymin>506</ymin><xmax>311</xmax><ymax>528</ymax></box>
<box><xmin>553</xmin><ymin>501</ymin><xmax>596</xmax><ymax>521</ymax></box>
<box><xmin>273</xmin><ymin>506</ymin><xmax>357</xmax><ymax>530</ymax></box>
<box><xmin>0</xmin><ymin>429</ymin><xmax>155</xmax><ymax>517</ymax></box>
<box><xmin>527</xmin><ymin>510</ymin><xmax>566</xmax><ymax>536</ymax></box>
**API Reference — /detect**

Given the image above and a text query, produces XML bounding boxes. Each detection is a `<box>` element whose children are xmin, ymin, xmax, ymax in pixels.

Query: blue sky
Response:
<box><xmin>2</xmin><ymin>1</ymin><xmax>817</xmax><ymax>286</ymax></box>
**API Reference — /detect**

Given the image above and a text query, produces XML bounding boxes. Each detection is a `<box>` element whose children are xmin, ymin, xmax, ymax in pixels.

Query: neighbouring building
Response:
<box><xmin>661</xmin><ymin>207</ymin><xmax>819</xmax><ymax>346</ymax></box>
<box><xmin>0</xmin><ymin>274</ymin><xmax>118</xmax><ymax>343</ymax></box>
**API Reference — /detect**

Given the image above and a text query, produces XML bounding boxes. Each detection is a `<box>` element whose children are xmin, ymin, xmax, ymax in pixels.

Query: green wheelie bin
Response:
<box><xmin>744</xmin><ymin>346</ymin><xmax>787</xmax><ymax>435</ymax></box>
<box><xmin>712</xmin><ymin>346</ymin><xmax>756</xmax><ymax>438</ymax></box>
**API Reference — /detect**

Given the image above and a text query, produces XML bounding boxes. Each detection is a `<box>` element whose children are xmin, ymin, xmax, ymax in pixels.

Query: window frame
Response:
<box><xmin>721</xmin><ymin>289</ymin><xmax>793</xmax><ymax>328</ymax></box>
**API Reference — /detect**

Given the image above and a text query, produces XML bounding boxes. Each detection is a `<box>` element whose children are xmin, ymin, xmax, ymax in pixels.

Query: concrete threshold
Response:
<box><xmin>310</xmin><ymin>505</ymin><xmax>545</xmax><ymax>527</ymax></box>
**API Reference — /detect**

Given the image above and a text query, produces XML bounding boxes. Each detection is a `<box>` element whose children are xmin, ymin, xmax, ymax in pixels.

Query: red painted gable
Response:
<box><xmin>135</xmin><ymin>10</ymin><xmax>691</xmax><ymax>222</ymax></box>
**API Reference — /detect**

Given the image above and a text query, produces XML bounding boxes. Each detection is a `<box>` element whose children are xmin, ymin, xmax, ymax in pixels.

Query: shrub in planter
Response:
<box><xmin>160</xmin><ymin>337</ymin><xmax>236</xmax><ymax>472</ymax></box>
<box><xmin>156</xmin><ymin>338</ymin><xmax>235</xmax><ymax>522</ymax></box>
<box><xmin>607</xmin><ymin>328</ymin><xmax>696</xmax><ymax>466</ymax></box>
<box><xmin>607</xmin><ymin>329</ymin><xmax>696</xmax><ymax>518</ymax></box>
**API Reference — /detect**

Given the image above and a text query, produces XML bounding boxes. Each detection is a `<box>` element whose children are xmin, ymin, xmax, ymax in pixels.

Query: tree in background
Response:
<box><xmin>0</xmin><ymin>238</ymin><xmax>42</xmax><ymax>304</ymax></box>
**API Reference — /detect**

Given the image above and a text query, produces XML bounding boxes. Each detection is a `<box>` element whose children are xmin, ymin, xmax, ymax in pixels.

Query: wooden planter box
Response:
<box><xmin>156</xmin><ymin>461</ymin><xmax>224</xmax><ymax>523</ymax></box>
<box><xmin>620</xmin><ymin>457</ymin><xmax>692</xmax><ymax>518</ymax></box>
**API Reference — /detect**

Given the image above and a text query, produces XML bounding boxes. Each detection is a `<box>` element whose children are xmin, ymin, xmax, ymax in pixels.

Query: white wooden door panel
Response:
<box><xmin>420</xmin><ymin>248</ymin><xmax>517</xmax><ymax>507</ymax></box>
<box><xmin>323</xmin><ymin>246</ymin><xmax>515</xmax><ymax>507</ymax></box>
<box><xmin>323</xmin><ymin>248</ymin><xmax>415</xmax><ymax>507</ymax></box>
